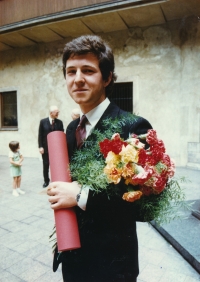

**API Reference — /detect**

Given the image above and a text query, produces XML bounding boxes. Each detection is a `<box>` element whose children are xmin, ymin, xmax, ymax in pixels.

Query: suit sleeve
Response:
<box><xmin>38</xmin><ymin>120</ymin><xmax>43</xmax><ymax>148</ymax></box>
<box><xmin>60</xmin><ymin>121</ymin><xmax>64</xmax><ymax>132</ymax></box>
<box><xmin>129</xmin><ymin>116</ymin><xmax>152</xmax><ymax>136</ymax></box>
<box><xmin>128</xmin><ymin>116</ymin><xmax>153</xmax><ymax>148</ymax></box>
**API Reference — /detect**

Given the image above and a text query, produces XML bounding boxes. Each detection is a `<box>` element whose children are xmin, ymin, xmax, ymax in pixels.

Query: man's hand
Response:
<box><xmin>39</xmin><ymin>147</ymin><xmax>44</xmax><ymax>154</ymax></box>
<box><xmin>47</xmin><ymin>181</ymin><xmax>81</xmax><ymax>210</ymax></box>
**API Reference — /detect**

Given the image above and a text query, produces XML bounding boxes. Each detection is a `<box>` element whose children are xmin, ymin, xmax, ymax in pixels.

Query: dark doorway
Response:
<box><xmin>109</xmin><ymin>82</ymin><xmax>133</xmax><ymax>113</ymax></box>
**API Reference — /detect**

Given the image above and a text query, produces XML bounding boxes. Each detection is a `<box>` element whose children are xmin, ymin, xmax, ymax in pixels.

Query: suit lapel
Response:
<box><xmin>46</xmin><ymin>118</ymin><xmax>51</xmax><ymax>131</ymax></box>
<box><xmin>94</xmin><ymin>102</ymin><xmax>121</xmax><ymax>131</ymax></box>
<box><xmin>66</xmin><ymin>118</ymin><xmax>80</xmax><ymax>159</ymax></box>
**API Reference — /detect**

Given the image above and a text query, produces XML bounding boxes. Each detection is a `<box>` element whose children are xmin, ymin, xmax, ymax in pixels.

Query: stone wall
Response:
<box><xmin>0</xmin><ymin>16</ymin><xmax>200</xmax><ymax>166</ymax></box>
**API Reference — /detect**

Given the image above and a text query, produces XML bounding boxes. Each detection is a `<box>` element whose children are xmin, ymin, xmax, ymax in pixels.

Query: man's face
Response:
<box><xmin>50</xmin><ymin>110</ymin><xmax>59</xmax><ymax>119</ymax></box>
<box><xmin>65</xmin><ymin>53</ymin><xmax>111</xmax><ymax>113</ymax></box>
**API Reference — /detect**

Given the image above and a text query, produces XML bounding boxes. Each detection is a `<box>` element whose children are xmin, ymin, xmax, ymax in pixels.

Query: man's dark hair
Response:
<box><xmin>9</xmin><ymin>141</ymin><xmax>19</xmax><ymax>152</ymax></box>
<box><xmin>62</xmin><ymin>35</ymin><xmax>117</xmax><ymax>96</ymax></box>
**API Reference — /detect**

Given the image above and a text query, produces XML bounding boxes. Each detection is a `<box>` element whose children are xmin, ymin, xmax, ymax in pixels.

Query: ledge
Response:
<box><xmin>0</xmin><ymin>0</ymin><xmax>167</xmax><ymax>34</ymax></box>
<box><xmin>0</xmin><ymin>128</ymin><xmax>18</xmax><ymax>131</ymax></box>
<box><xmin>187</xmin><ymin>163</ymin><xmax>200</xmax><ymax>170</ymax></box>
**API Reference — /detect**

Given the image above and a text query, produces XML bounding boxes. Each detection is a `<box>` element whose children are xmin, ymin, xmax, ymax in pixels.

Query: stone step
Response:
<box><xmin>151</xmin><ymin>200</ymin><xmax>200</xmax><ymax>274</ymax></box>
<box><xmin>187</xmin><ymin>162</ymin><xmax>200</xmax><ymax>170</ymax></box>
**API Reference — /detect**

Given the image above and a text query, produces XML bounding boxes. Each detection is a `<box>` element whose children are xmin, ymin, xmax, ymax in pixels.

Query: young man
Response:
<box><xmin>38</xmin><ymin>105</ymin><xmax>64</xmax><ymax>187</ymax></box>
<box><xmin>47</xmin><ymin>35</ymin><xmax>152</xmax><ymax>281</ymax></box>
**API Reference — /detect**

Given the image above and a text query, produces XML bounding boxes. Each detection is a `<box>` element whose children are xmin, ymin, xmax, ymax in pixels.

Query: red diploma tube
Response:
<box><xmin>47</xmin><ymin>131</ymin><xmax>81</xmax><ymax>251</ymax></box>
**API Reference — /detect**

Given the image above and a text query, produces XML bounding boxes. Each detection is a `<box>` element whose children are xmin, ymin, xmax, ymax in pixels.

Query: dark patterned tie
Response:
<box><xmin>75</xmin><ymin>115</ymin><xmax>88</xmax><ymax>149</ymax></box>
<box><xmin>52</xmin><ymin>119</ymin><xmax>55</xmax><ymax>130</ymax></box>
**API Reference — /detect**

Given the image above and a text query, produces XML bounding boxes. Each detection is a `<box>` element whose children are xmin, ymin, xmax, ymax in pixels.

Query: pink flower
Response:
<box><xmin>130</xmin><ymin>133</ymin><xmax>138</xmax><ymax>138</ymax></box>
<box><xmin>161</xmin><ymin>153</ymin><xmax>171</xmax><ymax>167</ymax></box>
<box><xmin>130</xmin><ymin>169</ymin><xmax>151</xmax><ymax>185</ymax></box>
<box><xmin>167</xmin><ymin>159</ymin><xmax>175</xmax><ymax>178</ymax></box>
<box><xmin>111</xmin><ymin>133</ymin><xmax>121</xmax><ymax>140</ymax></box>
<box><xmin>153</xmin><ymin>176</ymin><xmax>167</xmax><ymax>194</ymax></box>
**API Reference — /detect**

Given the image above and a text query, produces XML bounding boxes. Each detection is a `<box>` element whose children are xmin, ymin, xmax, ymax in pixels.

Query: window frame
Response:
<box><xmin>110</xmin><ymin>82</ymin><xmax>133</xmax><ymax>113</ymax></box>
<box><xmin>0</xmin><ymin>90</ymin><xmax>18</xmax><ymax>131</ymax></box>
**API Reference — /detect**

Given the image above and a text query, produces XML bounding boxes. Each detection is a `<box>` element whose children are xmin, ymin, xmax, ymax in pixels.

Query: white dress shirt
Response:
<box><xmin>77</xmin><ymin>98</ymin><xmax>110</xmax><ymax>210</ymax></box>
<box><xmin>49</xmin><ymin>116</ymin><xmax>54</xmax><ymax>124</ymax></box>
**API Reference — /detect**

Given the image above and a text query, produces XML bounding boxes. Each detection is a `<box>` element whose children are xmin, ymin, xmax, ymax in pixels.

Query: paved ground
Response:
<box><xmin>0</xmin><ymin>155</ymin><xmax>199</xmax><ymax>282</ymax></box>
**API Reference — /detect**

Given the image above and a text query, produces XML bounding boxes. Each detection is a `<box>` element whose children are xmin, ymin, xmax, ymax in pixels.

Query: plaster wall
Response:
<box><xmin>0</xmin><ymin>17</ymin><xmax>200</xmax><ymax>167</ymax></box>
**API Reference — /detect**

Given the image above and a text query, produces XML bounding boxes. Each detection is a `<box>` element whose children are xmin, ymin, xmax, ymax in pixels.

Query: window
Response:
<box><xmin>109</xmin><ymin>82</ymin><xmax>133</xmax><ymax>112</ymax></box>
<box><xmin>0</xmin><ymin>91</ymin><xmax>18</xmax><ymax>129</ymax></box>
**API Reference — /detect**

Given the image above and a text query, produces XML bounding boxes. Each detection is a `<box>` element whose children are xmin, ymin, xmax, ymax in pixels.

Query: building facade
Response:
<box><xmin>0</xmin><ymin>0</ymin><xmax>200</xmax><ymax>168</ymax></box>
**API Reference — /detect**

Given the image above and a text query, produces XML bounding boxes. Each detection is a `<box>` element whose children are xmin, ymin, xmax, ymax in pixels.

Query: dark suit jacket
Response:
<box><xmin>57</xmin><ymin>103</ymin><xmax>152</xmax><ymax>281</ymax></box>
<box><xmin>38</xmin><ymin>117</ymin><xmax>64</xmax><ymax>153</ymax></box>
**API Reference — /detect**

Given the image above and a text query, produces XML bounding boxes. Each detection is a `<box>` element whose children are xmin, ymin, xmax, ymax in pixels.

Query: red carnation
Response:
<box><xmin>153</xmin><ymin>176</ymin><xmax>167</xmax><ymax>194</ymax></box>
<box><xmin>138</xmin><ymin>148</ymin><xmax>148</xmax><ymax>166</ymax></box>
<box><xmin>161</xmin><ymin>153</ymin><xmax>171</xmax><ymax>167</ymax></box>
<box><xmin>99</xmin><ymin>139</ymin><xmax>111</xmax><ymax>158</ymax></box>
<box><xmin>99</xmin><ymin>137</ymin><xmax>128</xmax><ymax>158</ymax></box>
<box><xmin>150</xmin><ymin>139</ymin><xmax>166</xmax><ymax>164</ymax></box>
<box><xmin>146</xmin><ymin>129</ymin><xmax>158</xmax><ymax>145</ymax></box>
<box><xmin>110</xmin><ymin>139</ymin><xmax>128</xmax><ymax>155</ymax></box>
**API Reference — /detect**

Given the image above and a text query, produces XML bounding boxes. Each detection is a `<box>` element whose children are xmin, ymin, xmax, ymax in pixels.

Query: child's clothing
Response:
<box><xmin>12</xmin><ymin>189</ymin><xmax>19</xmax><ymax>197</ymax></box>
<box><xmin>17</xmin><ymin>188</ymin><xmax>25</xmax><ymax>194</ymax></box>
<box><xmin>9</xmin><ymin>150</ymin><xmax>22</xmax><ymax>177</ymax></box>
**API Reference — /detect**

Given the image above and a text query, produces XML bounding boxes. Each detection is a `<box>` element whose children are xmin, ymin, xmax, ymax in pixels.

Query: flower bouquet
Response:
<box><xmin>99</xmin><ymin>129</ymin><xmax>175</xmax><ymax>202</ymax></box>
<box><xmin>70</xmin><ymin>116</ymin><xmax>188</xmax><ymax>225</ymax></box>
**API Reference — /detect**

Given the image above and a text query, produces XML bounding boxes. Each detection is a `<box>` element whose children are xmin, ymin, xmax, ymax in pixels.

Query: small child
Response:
<box><xmin>9</xmin><ymin>141</ymin><xmax>25</xmax><ymax>197</ymax></box>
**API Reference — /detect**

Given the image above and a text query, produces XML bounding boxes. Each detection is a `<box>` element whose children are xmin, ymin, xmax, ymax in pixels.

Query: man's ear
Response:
<box><xmin>103</xmin><ymin>72</ymin><xmax>112</xmax><ymax>87</ymax></box>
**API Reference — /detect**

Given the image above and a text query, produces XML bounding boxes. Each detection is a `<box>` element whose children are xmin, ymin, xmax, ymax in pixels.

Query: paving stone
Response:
<box><xmin>26</xmin><ymin>243</ymin><xmax>50</xmax><ymax>260</ymax></box>
<box><xmin>0</xmin><ymin>270</ymin><xmax>26</xmax><ymax>282</ymax></box>
<box><xmin>18</xmin><ymin>263</ymin><xmax>51</xmax><ymax>281</ymax></box>
<box><xmin>33</xmin><ymin>268</ymin><xmax>63</xmax><ymax>282</ymax></box>
<box><xmin>0</xmin><ymin>244</ymin><xmax>16</xmax><ymax>258</ymax></box>
<box><xmin>0</xmin><ymin>156</ymin><xmax>200</xmax><ymax>281</ymax></box>
<box><xmin>138</xmin><ymin>263</ymin><xmax>165</xmax><ymax>282</ymax></box>
<box><xmin>0</xmin><ymin>226</ymin><xmax>10</xmax><ymax>237</ymax></box>
<box><xmin>0</xmin><ymin>251</ymin><xmax>25</xmax><ymax>270</ymax></box>
<box><xmin>35</xmin><ymin>250</ymin><xmax>54</xmax><ymax>266</ymax></box>
<box><xmin>11</xmin><ymin>240</ymin><xmax>39</xmax><ymax>254</ymax></box>
<box><xmin>6</xmin><ymin>257</ymin><xmax>35</xmax><ymax>276</ymax></box>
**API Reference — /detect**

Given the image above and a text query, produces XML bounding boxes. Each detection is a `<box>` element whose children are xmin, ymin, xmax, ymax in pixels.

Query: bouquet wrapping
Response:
<box><xmin>47</xmin><ymin>131</ymin><xmax>81</xmax><ymax>251</ymax></box>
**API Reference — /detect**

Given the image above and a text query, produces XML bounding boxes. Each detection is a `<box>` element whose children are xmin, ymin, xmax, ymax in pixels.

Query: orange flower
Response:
<box><xmin>104</xmin><ymin>167</ymin><xmax>122</xmax><ymax>184</ymax></box>
<box><xmin>122</xmin><ymin>191</ymin><xmax>143</xmax><ymax>202</ymax></box>
<box><xmin>121</xmin><ymin>163</ymin><xmax>135</xmax><ymax>178</ymax></box>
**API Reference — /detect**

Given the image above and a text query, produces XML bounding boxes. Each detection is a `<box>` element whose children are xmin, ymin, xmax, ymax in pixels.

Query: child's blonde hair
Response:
<box><xmin>9</xmin><ymin>141</ymin><xmax>19</xmax><ymax>152</ymax></box>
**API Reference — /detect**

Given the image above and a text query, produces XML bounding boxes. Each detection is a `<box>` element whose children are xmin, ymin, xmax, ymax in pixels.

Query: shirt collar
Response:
<box><xmin>49</xmin><ymin>116</ymin><xmax>55</xmax><ymax>124</ymax></box>
<box><xmin>80</xmin><ymin>98</ymin><xmax>110</xmax><ymax>128</ymax></box>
